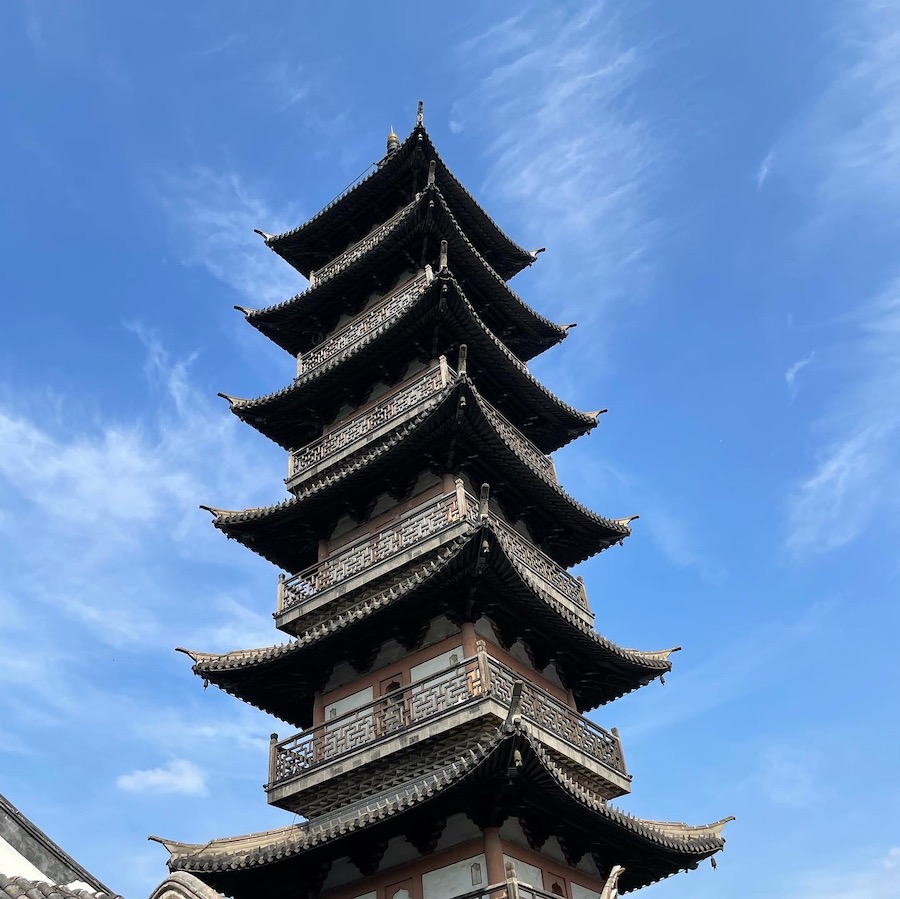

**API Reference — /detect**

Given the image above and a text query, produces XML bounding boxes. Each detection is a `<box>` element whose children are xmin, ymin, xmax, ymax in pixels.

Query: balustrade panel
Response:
<box><xmin>485</xmin><ymin>659</ymin><xmax>625</xmax><ymax>774</ymax></box>
<box><xmin>289</xmin><ymin>365</ymin><xmax>448</xmax><ymax>478</ymax></box>
<box><xmin>312</xmin><ymin>205</ymin><xmax>410</xmax><ymax>285</ymax></box>
<box><xmin>296</xmin><ymin>276</ymin><xmax>424</xmax><ymax>377</ymax></box>
<box><xmin>271</xmin><ymin>656</ymin><xmax>486</xmax><ymax>786</ymax></box>
<box><xmin>491</xmin><ymin>519</ymin><xmax>586</xmax><ymax>609</ymax></box>
<box><xmin>280</xmin><ymin>490</ymin><xmax>473</xmax><ymax>613</ymax></box>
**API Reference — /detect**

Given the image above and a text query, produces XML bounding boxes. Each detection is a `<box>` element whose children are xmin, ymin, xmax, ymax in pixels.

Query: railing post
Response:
<box><xmin>276</xmin><ymin>573</ymin><xmax>286</xmax><ymax>613</ymax></box>
<box><xmin>505</xmin><ymin>860</ymin><xmax>520</xmax><ymax>899</ymax></box>
<box><xmin>268</xmin><ymin>732</ymin><xmax>278</xmax><ymax>785</ymax></box>
<box><xmin>295</xmin><ymin>353</ymin><xmax>305</xmax><ymax>377</ymax></box>
<box><xmin>456</xmin><ymin>478</ymin><xmax>468</xmax><ymax>519</ymax></box>
<box><xmin>477</xmin><ymin>640</ymin><xmax>492</xmax><ymax>694</ymax></box>
<box><xmin>479</xmin><ymin>483</ymin><xmax>490</xmax><ymax>520</ymax></box>
<box><xmin>611</xmin><ymin>726</ymin><xmax>627</xmax><ymax>774</ymax></box>
<box><xmin>439</xmin><ymin>239</ymin><xmax>449</xmax><ymax>272</ymax></box>
<box><xmin>439</xmin><ymin>354</ymin><xmax>450</xmax><ymax>385</ymax></box>
<box><xmin>576</xmin><ymin>575</ymin><xmax>589</xmax><ymax>611</ymax></box>
<box><xmin>458</xmin><ymin>343</ymin><xmax>468</xmax><ymax>376</ymax></box>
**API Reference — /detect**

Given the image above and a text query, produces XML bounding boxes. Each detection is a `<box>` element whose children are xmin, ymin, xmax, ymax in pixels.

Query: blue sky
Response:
<box><xmin>1</xmin><ymin>2</ymin><xmax>898</xmax><ymax>897</ymax></box>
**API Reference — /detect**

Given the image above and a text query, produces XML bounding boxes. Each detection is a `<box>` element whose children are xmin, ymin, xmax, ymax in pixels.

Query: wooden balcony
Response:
<box><xmin>286</xmin><ymin>358</ymin><xmax>557</xmax><ymax>490</ymax></box>
<box><xmin>275</xmin><ymin>486</ymin><xmax>592</xmax><ymax>633</ymax></box>
<box><xmin>286</xmin><ymin>360</ymin><xmax>453</xmax><ymax>488</ymax></box>
<box><xmin>309</xmin><ymin>203</ymin><xmax>411</xmax><ymax>287</ymax></box>
<box><xmin>266</xmin><ymin>650</ymin><xmax>630</xmax><ymax>813</ymax></box>
<box><xmin>295</xmin><ymin>273</ymin><xmax>427</xmax><ymax>378</ymax></box>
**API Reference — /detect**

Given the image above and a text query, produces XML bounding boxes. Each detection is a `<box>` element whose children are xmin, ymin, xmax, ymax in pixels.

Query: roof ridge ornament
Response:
<box><xmin>416</xmin><ymin>100</ymin><xmax>424</xmax><ymax>128</ymax></box>
<box><xmin>386</xmin><ymin>127</ymin><xmax>400</xmax><ymax>155</ymax></box>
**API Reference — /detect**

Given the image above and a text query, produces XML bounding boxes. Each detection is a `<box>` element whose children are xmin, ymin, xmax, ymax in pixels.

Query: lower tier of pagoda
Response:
<box><xmin>153</xmin><ymin>724</ymin><xmax>730</xmax><ymax>899</ymax></box>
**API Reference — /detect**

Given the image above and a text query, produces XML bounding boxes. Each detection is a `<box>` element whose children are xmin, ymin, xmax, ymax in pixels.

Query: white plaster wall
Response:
<box><xmin>422</xmin><ymin>854</ymin><xmax>487</xmax><ymax>899</ymax></box>
<box><xmin>540</xmin><ymin>836</ymin><xmax>566</xmax><ymax>864</ymax></box>
<box><xmin>410</xmin><ymin>646</ymin><xmax>463</xmax><ymax>682</ymax></box>
<box><xmin>433</xmin><ymin>813</ymin><xmax>482</xmax><ymax>852</ymax></box>
<box><xmin>320</xmin><ymin>858</ymin><xmax>361</xmax><ymax>891</ymax></box>
<box><xmin>571</xmin><ymin>884</ymin><xmax>601</xmax><ymax>899</ymax></box>
<box><xmin>0</xmin><ymin>834</ymin><xmax>50</xmax><ymax>882</ymax></box>
<box><xmin>503</xmin><ymin>856</ymin><xmax>544</xmax><ymax>889</ymax></box>
<box><xmin>380</xmin><ymin>835</ymin><xmax>421</xmax><ymax>870</ymax></box>
<box><xmin>325</xmin><ymin>686</ymin><xmax>374</xmax><ymax>720</ymax></box>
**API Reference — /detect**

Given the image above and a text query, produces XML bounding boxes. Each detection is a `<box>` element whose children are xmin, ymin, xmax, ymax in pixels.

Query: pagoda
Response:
<box><xmin>151</xmin><ymin>103</ymin><xmax>731</xmax><ymax>899</ymax></box>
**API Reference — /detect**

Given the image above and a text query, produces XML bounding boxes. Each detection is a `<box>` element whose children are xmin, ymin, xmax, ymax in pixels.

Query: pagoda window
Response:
<box><xmin>324</xmin><ymin>685</ymin><xmax>373</xmax><ymax>721</ymax></box>
<box><xmin>409</xmin><ymin>645</ymin><xmax>464</xmax><ymax>683</ymax></box>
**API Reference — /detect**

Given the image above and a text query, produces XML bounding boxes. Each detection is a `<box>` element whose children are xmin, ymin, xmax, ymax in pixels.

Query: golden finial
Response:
<box><xmin>386</xmin><ymin>126</ymin><xmax>400</xmax><ymax>154</ymax></box>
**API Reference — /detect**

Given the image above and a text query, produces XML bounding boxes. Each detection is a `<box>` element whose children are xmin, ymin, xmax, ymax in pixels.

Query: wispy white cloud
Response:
<box><xmin>786</xmin><ymin>288</ymin><xmax>900</xmax><ymax>555</ymax></box>
<box><xmin>117</xmin><ymin>759</ymin><xmax>208</xmax><ymax>796</ymax></box>
<box><xmin>770</xmin><ymin>2</ymin><xmax>900</xmax><ymax>220</ymax></box>
<box><xmin>265</xmin><ymin>60</ymin><xmax>312</xmax><ymax>113</ymax></box>
<box><xmin>777</xmin><ymin>2</ymin><xmax>900</xmax><ymax>554</ymax></box>
<box><xmin>777</xmin><ymin>846</ymin><xmax>900</xmax><ymax>899</ymax></box>
<box><xmin>611</xmin><ymin>601</ymin><xmax>830</xmax><ymax>743</ymax></box>
<box><xmin>757</xmin><ymin>743</ymin><xmax>821</xmax><ymax>808</ymax></box>
<box><xmin>784</xmin><ymin>350</ymin><xmax>815</xmax><ymax>400</ymax></box>
<box><xmin>451</xmin><ymin>1</ymin><xmax>658</xmax><ymax>316</ymax></box>
<box><xmin>756</xmin><ymin>150</ymin><xmax>774</xmax><ymax>190</ymax></box>
<box><xmin>155</xmin><ymin>167</ymin><xmax>304</xmax><ymax>307</ymax></box>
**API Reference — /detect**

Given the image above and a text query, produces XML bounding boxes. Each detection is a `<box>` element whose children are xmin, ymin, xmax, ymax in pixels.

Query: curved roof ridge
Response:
<box><xmin>426</xmin><ymin>183</ymin><xmax>560</xmax><ymax>333</ymax></box>
<box><xmin>191</xmin><ymin>528</ymin><xmax>671</xmax><ymax>701</ymax></box>
<box><xmin>248</xmin><ymin>199</ymin><xmax>422</xmax><ymax>319</ymax></box>
<box><xmin>264</xmin><ymin>123</ymin><xmax>534</xmax><ymax>279</ymax></box>
<box><xmin>207</xmin><ymin>379</ymin><xmax>460</xmax><ymax>529</ymax></box>
<box><xmin>158</xmin><ymin>732</ymin><xmax>502</xmax><ymax>870</ymax></box>
<box><xmin>226</xmin><ymin>277</ymin><xmax>432</xmax><ymax>416</ymax></box>
<box><xmin>187</xmin><ymin>534</ymin><xmax>476</xmax><ymax>681</ymax></box>
<box><xmin>465</xmin><ymin>378</ymin><xmax>631</xmax><ymax>544</ymax></box>
<box><xmin>416</xmin><ymin>126</ymin><xmax>535</xmax><ymax>273</ymax></box>
<box><xmin>226</xmin><ymin>281</ymin><xmax>593</xmax><ymax>452</ymax></box>
<box><xmin>444</xmin><ymin>274</ymin><xmax>595</xmax><ymax>434</ymax></box>
<box><xmin>524</xmin><ymin>736</ymin><xmax>729</xmax><ymax>852</ymax></box>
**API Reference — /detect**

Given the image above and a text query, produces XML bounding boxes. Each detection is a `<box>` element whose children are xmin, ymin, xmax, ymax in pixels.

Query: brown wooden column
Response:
<box><xmin>462</xmin><ymin>621</ymin><xmax>478</xmax><ymax>658</ymax></box>
<box><xmin>483</xmin><ymin>827</ymin><xmax>505</xmax><ymax>884</ymax></box>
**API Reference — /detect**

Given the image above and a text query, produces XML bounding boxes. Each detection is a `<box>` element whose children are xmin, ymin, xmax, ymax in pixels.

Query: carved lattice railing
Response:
<box><xmin>486</xmin><ymin>658</ymin><xmax>625</xmax><ymax>774</ymax></box>
<box><xmin>480</xmin><ymin>399</ymin><xmax>556</xmax><ymax>481</ymax></box>
<box><xmin>490</xmin><ymin>516</ymin><xmax>589</xmax><ymax>613</ymax></box>
<box><xmin>288</xmin><ymin>361</ymin><xmax>452</xmax><ymax>481</ymax></box>
<box><xmin>278</xmin><ymin>485</ymin><xmax>476</xmax><ymax>614</ymax></box>
<box><xmin>268</xmin><ymin>651</ymin><xmax>626</xmax><ymax>788</ymax></box>
<box><xmin>277</xmin><ymin>487</ymin><xmax>589</xmax><ymax>619</ymax></box>
<box><xmin>310</xmin><ymin>202</ymin><xmax>412</xmax><ymax>286</ymax></box>
<box><xmin>295</xmin><ymin>274</ymin><xmax>426</xmax><ymax>377</ymax></box>
<box><xmin>270</xmin><ymin>654</ymin><xmax>487</xmax><ymax>786</ymax></box>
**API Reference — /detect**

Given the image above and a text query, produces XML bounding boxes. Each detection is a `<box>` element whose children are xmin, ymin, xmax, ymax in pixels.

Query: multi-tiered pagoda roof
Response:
<box><xmin>152</xmin><ymin>103</ymin><xmax>730</xmax><ymax>899</ymax></box>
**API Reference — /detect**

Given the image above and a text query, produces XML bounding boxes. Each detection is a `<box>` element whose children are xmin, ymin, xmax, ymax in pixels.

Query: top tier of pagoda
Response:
<box><xmin>154</xmin><ymin>103</ymin><xmax>731</xmax><ymax>899</ymax></box>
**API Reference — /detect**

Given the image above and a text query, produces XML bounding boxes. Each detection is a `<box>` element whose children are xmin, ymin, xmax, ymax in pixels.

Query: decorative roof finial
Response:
<box><xmin>386</xmin><ymin>127</ymin><xmax>400</xmax><ymax>154</ymax></box>
<box><xmin>416</xmin><ymin>100</ymin><xmax>424</xmax><ymax>127</ymax></box>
